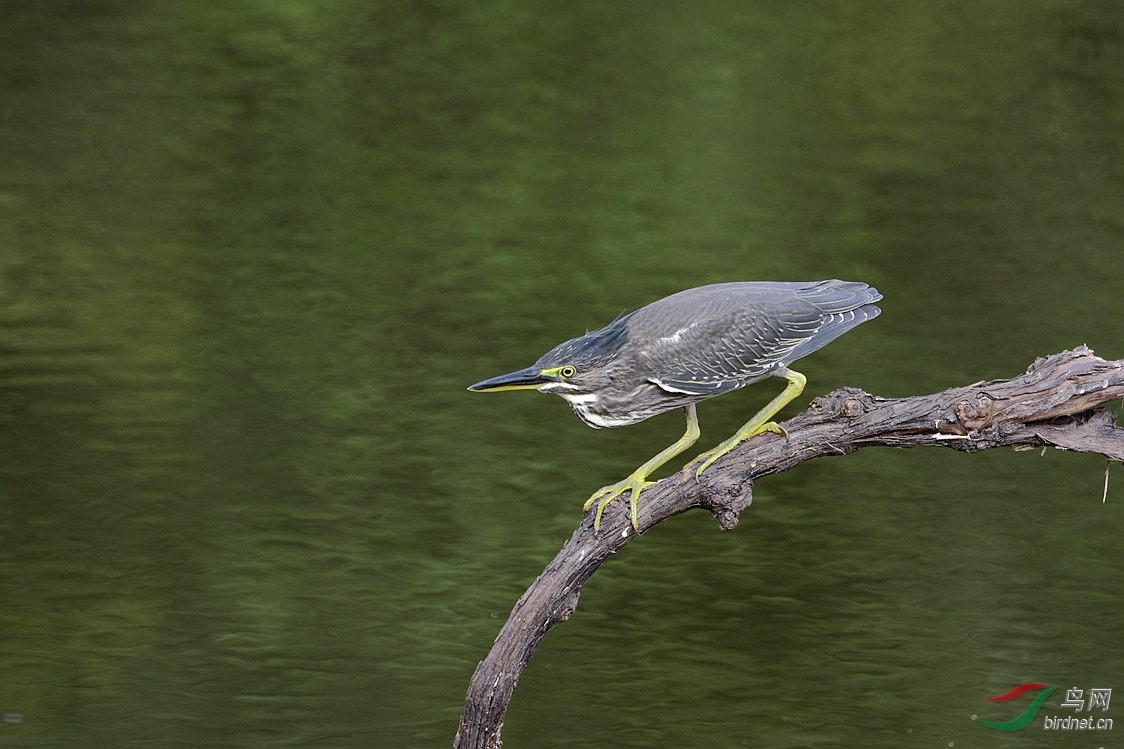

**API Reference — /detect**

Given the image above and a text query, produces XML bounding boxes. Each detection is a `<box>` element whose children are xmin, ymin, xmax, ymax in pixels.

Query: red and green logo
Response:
<box><xmin>972</xmin><ymin>683</ymin><xmax>1057</xmax><ymax>731</ymax></box>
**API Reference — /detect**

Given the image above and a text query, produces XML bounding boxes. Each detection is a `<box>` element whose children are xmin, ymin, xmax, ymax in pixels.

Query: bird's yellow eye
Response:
<box><xmin>541</xmin><ymin>365</ymin><xmax>577</xmax><ymax>379</ymax></box>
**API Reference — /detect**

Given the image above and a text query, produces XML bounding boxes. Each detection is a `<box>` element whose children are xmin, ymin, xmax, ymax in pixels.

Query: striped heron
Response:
<box><xmin>469</xmin><ymin>280</ymin><xmax>882</xmax><ymax>530</ymax></box>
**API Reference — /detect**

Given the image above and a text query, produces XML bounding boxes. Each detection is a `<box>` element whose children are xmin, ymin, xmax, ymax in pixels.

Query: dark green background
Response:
<box><xmin>1</xmin><ymin>2</ymin><xmax>1121</xmax><ymax>747</ymax></box>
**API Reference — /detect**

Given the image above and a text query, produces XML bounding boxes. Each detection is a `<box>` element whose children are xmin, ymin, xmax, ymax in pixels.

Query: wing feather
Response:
<box><xmin>636</xmin><ymin>281</ymin><xmax>880</xmax><ymax>395</ymax></box>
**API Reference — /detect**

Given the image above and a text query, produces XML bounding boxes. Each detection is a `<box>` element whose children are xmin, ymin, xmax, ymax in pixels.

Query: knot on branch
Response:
<box><xmin>699</xmin><ymin>473</ymin><xmax>755</xmax><ymax>531</ymax></box>
<box><xmin>954</xmin><ymin>391</ymin><xmax>997</xmax><ymax>430</ymax></box>
<box><xmin>812</xmin><ymin>387</ymin><xmax>875</xmax><ymax>420</ymax></box>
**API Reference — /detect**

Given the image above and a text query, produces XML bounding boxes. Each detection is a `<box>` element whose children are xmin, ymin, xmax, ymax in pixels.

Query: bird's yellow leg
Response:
<box><xmin>585</xmin><ymin>404</ymin><xmax>701</xmax><ymax>530</ymax></box>
<box><xmin>690</xmin><ymin>369</ymin><xmax>807</xmax><ymax>476</ymax></box>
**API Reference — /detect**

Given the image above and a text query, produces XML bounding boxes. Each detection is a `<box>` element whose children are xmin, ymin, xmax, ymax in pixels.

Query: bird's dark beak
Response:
<box><xmin>467</xmin><ymin>366</ymin><xmax>550</xmax><ymax>392</ymax></box>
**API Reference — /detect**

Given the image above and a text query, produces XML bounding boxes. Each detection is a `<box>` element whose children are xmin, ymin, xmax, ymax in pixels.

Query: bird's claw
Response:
<box><xmin>688</xmin><ymin>421</ymin><xmax>787</xmax><ymax>478</ymax></box>
<box><xmin>584</xmin><ymin>476</ymin><xmax>653</xmax><ymax>530</ymax></box>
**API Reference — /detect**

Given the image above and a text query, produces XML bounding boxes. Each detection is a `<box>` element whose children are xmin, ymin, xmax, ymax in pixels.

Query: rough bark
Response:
<box><xmin>454</xmin><ymin>346</ymin><xmax>1124</xmax><ymax>748</ymax></box>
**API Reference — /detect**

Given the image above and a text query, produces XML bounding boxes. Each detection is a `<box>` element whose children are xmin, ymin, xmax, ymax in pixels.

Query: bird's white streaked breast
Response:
<box><xmin>556</xmin><ymin>393</ymin><xmax>638</xmax><ymax>428</ymax></box>
<box><xmin>559</xmin><ymin>393</ymin><xmax>600</xmax><ymax>407</ymax></box>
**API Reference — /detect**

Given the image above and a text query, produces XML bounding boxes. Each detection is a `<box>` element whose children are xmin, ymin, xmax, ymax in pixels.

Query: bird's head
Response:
<box><xmin>467</xmin><ymin>313</ymin><xmax>632</xmax><ymax>398</ymax></box>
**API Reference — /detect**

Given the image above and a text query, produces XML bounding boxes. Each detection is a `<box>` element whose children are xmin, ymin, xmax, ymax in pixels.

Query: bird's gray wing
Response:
<box><xmin>644</xmin><ymin>305</ymin><xmax>818</xmax><ymax>394</ymax></box>
<box><xmin>638</xmin><ymin>281</ymin><xmax>878</xmax><ymax>396</ymax></box>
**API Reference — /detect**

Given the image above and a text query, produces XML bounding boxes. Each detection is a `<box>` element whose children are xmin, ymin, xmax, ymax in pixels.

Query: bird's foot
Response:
<box><xmin>584</xmin><ymin>474</ymin><xmax>654</xmax><ymax>531</ymax></box>
<box><xmin>689</xmin><ymin>421</ymin><xmax>788</xmax><ymax>477</ymax></box>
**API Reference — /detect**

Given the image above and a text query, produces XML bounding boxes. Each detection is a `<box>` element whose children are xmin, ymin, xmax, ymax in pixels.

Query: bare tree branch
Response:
<box><xmin>454</xmin><ymin>346</ymin><xmax>1124</xmax><ymax>749</ymax></box>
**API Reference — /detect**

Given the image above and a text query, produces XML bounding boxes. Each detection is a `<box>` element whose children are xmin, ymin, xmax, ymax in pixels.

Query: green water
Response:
<box><xmin>1</xmin><ymin>2</ymin><xmax>1122</xmax><ymax>747</ymax></box>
